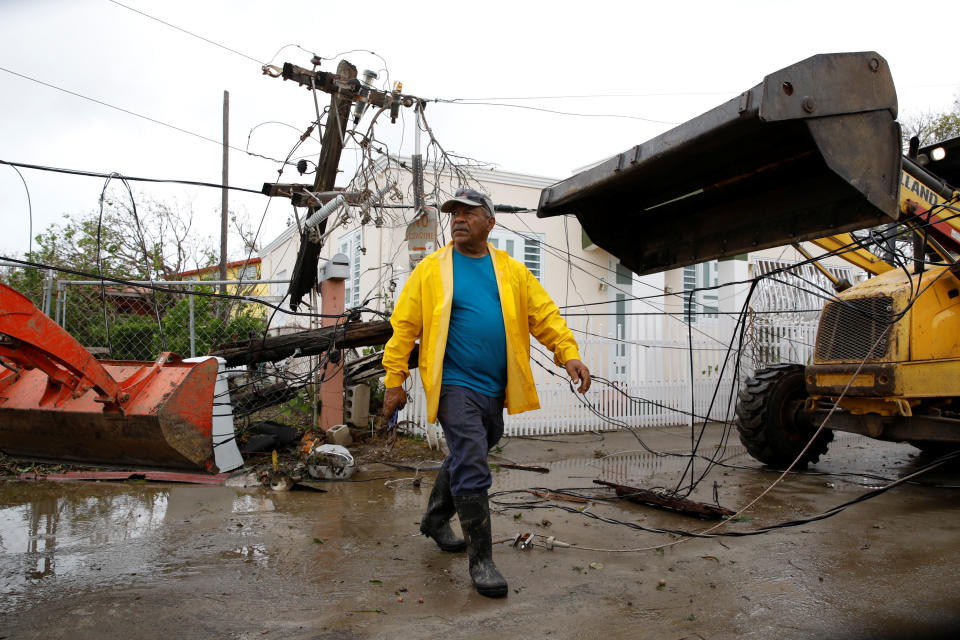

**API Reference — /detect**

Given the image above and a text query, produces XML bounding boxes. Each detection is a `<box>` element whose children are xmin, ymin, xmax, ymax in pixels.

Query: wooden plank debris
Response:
<box><xmin>498</xmin><ymin>463</ymin><xmax>550</xmax><ymax>474</ymax></box>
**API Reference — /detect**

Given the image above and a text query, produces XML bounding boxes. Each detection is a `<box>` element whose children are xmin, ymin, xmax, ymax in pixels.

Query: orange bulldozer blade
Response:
<box><xmin>0</xmin><ymin>283</ymin><xmax>220</xmax><ymax>472</ymax></box>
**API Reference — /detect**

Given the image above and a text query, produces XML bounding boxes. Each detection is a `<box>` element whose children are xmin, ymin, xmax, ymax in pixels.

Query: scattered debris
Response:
<box><xmin>594</xmin><ymin>480</ymin><xmax>735</xmax><ymax>519</ymax></box>
<box><xmin>241</xmin><ymin>422</ymin><xmax>300</xmax><ymax>454</ymax></box>
<box><xmin>512</xmin><ymin>532</ymin><xmax>534</xmax><ymax>550</ymax></box>
<box><xmin>379</xmin><ymin>461</ymin><xmax>443</xmax><ymax>472</ymax></box>
<box><xmin>489</xmin><ymin>452</ymin><xmax>549</xmax><ymax>473</ymax></box>
<box><xmin>325</xmin><ymin>423</ymin><xmax>353</xmax><ymax>447</ymax></box>
<box><xmin>496</xmin><ymin>532</ymin><xmax>572</xmax><ymax>551</ymax></box>
<box><xmin>527</xmin><ymin>489</ymin><xmax>589</xmax><ymax>504</ymax></box>
<box><xmin>10</xmin><ymin>462</ymin><xmax>306</xmax><ymax>493</ymax></box>
<box><xmin>224</xmin><ymin>470</ymin><xmax>262</xmax><ymax>488</ymax></box>
<box><xmin>543</xmin><ymin>536</ymin><xmax>570</xmax><ymax>550</ymax></box>
<box><xmin>497</xmin><ymin>462</ymin><xmax>550</xmax><ymax>473</ymax></box>
<box><xmin>263</xmin><ymin>470</ymin><xmax>296</xmax><ymax>491</ymax></box>
<box><xmin>303</xmin><ymin>444</ymin><xmax>355</xmax><ymax>480</ymax></box>
<box><xmin>384</xmin><ymin>475</ymin><xmax>424</xmax><ymax>490</ymax></box>
<box><xmin>18</xmin><ymin>470</ymin><xmax>231</xmax><ymax>485</ymax></box>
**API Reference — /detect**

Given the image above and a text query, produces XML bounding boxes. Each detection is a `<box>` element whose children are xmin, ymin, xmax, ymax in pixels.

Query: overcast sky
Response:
<box><xmin>1</xmin><ymin>0</ymin><xmax>958</xmax><ymax>261</ymax></box>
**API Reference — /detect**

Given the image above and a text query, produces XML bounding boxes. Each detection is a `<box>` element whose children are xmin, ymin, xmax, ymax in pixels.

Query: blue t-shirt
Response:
<box><xmin>442</xmin><ymin>249</ymin><xmax>507</xmax><ymax>397</ymax></box>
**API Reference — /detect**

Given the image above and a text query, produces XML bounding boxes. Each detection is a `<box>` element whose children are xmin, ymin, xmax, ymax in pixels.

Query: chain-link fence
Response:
<box><xmin>56</xmin><ymin>279</ymin><xmax>267</xmax><ymax>361</ymax></box>
<box><xmin>0</xmin><ymin>260</ymin><xmax>842</xmax><ymax>444</ymax></box>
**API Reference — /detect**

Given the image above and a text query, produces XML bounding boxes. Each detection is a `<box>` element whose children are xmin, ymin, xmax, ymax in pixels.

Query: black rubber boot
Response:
<box><xmin>453</xmin><ymin>492</ymin><xmax>508</xmax><ymax>598</ymax></box>
<box><xmin>419</xmin><ymin>466</ymin><xmax>466</xmax><ymax>552</ymax></box>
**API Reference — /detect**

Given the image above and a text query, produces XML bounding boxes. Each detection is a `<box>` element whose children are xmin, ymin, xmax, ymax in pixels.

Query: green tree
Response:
<box><xmin>2</xmin><ymin>191</ymin><xmax>217</xmax><ymax>305</ymax></box>
<box><xmin>161</xmin><ymin>292</ymin><xmax>265</xmax><ymax>358</ymax></box>
<box><xmin>1</xmin><ymin>189</ymin><xmax>264</xmax><ymax>360</ymax></box>
<box><xmin>901</xmin><ymin>93</ymin><xmax>960</xmax><ymax>148</ymax></box>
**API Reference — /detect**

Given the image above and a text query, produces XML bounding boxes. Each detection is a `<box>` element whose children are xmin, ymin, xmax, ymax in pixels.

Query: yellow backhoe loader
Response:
<box><xmin>537</xmin><ymin>51</ymin><xmax>960</xmax><ymax>466</ymax></box>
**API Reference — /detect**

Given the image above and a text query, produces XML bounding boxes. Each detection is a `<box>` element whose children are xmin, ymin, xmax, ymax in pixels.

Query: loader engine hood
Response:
<box><xmin>538</xmin><ymin>52</ymin><xmax>902</xmax><ymax>276</ymax></box>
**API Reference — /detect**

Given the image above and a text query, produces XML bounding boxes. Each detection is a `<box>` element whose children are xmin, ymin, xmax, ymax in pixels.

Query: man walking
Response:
<box><xmin>381</xmin><ymin>188</ymin><xmax>590</xmax><ymax>598</ymax></box>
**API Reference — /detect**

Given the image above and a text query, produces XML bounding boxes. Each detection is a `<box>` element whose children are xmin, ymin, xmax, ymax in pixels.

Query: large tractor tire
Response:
<box><xmin>736</xmin><ymin>363</ymin><xmax>832</xmax><ymax>468</ymax></box>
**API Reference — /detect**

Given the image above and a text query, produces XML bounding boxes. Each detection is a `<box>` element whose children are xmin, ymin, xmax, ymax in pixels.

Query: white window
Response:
<box><xmin>489</xmin><ymin>229</ymin><xmax>543</xmax><ymax>279</ymax></box>
<box><xmin>613</xmin><ymin>262</ymin><xmax>632</xmax><ymax>379</ymax></box>
<box><xmin>683</xmin><ymin>260</ymin><xmax>718</xmax><ymax>323</ymax></box>
<box><xmin>339</xmin><ymin>230</ymin><xmax>362</xmax><ymax>308</ymax></box>
<box><xmin>239</xmin><ymin>264</ymin><xmax>258</xmax><ymax>280</ymax></box>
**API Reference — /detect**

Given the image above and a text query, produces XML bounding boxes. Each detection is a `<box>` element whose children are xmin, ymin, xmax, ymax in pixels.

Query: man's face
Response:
<box><xmin>450</xmin><ymin>203</ymin><xmax>495</xmax><ymax>248</ymax></box>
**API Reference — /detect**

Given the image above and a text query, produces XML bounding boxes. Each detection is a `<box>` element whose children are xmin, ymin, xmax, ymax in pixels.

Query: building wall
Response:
<box><xmin>173</xmin><ymin>260</ymin><xmax>270</xmax><ymax>299</ymax></box>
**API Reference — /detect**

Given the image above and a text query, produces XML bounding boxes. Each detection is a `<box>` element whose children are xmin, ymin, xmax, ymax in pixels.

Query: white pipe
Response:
<box><xmin>303</xmin><ymin>195</ymin><xmax>347</xmax><ymax>233</ymax></box>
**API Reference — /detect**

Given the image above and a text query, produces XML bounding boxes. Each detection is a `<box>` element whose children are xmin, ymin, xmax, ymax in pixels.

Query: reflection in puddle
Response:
<box><xmin>226</xmin><ymin>543</ymin><xmax>271</xmax><ymax>568</ymax></box>
<box><xmin>0</xmin><ymin>488</ymin><xmax>169</xmax><ymax>559</ymax></box>
<box><xmin>232</xmin><ymin>494</ymin><xmax>275</xmax><ymax>514</ymax></box>
<box><xmin>491</xmin><ymin>433</ymin><xmax>868</xmax><ymax>491</ymax></box>
<box><xmin>0</xmin><ymin>483</ymin><xmax>171</xmax><ymax>610</ymax></box>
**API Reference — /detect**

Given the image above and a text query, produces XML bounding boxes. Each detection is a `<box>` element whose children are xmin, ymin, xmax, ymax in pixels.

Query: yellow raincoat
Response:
<box><xmin>382</xmin><ymin>242</ymin><xmax>581</xmax><ymax>423</ymax></box>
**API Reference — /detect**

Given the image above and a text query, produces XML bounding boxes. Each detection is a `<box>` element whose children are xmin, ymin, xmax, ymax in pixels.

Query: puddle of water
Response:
<box><xmin>222</xmin><ymin>543</ymin><xmax>271</xmax><ymax>568</ymax></box>
<box><xmin>491</xmin><ymin>433</ymin><xmax>870</xmax><ymax>489</ymax></box>
<box><xmin>1</xmin><ymin>431</ymin><xmax>957</xmax><ymax>639</ymax></box>
<box><xmin>232</xmin><ymin>493</ymin><xmax>276</xmax><ymax>514</ymax></box>
<box><xmin>0</xmin><ymin>482</ymin><xmax>174</xmax><ymax>611</ymax></box>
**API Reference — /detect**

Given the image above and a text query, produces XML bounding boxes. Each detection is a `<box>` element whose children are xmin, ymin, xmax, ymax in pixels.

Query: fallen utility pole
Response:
<box><xmin>594</xmin><ymin>479</ymin><xmax>735</xmax><ymax>520</ymax></box>
<box><xmin>211</xmin><ymin>319</ymin><xmax>393</xmax><ymax>367</ymax></box>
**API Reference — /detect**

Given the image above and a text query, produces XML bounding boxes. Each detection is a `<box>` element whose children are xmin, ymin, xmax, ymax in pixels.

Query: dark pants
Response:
<box><xmin>436</xmin><ymin>384</ymin><xmax>504</xmax><ymax>496</ymax></box>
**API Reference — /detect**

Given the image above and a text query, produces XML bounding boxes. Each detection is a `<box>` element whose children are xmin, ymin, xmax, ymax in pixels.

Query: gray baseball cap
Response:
<box><xmin>439</xmin><ymin>188</ymin><xmax>495</xmax><ymax>217</ymax></box>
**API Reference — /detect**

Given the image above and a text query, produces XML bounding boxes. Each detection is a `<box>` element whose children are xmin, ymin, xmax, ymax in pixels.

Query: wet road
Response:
<box><xmin>2</xmin><ymin>427</ymin><xmax>959</xmax><ymax>639</ymax></box>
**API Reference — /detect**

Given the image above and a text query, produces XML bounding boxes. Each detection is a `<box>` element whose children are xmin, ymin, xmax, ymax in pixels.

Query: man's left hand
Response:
<box><xmin>564</xmin><ymin>359</ymin><xmax>591</xmax><ymax>394</ymax></box>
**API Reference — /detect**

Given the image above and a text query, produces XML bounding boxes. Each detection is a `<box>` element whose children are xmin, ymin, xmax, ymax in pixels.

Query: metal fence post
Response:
<box><xmin>42</xmin><ymin>270</ymin><xmax>53</xmax><ymax>316</ymax></box>
<box><xmin>54</xmin><ymin>280</ymin><xmax>61</xmax><ymax>326</ymax></box>
<box><xmin>188</xmin><ymin>289</ymin><xmax>196</xmax><ymax>358</ymax></box>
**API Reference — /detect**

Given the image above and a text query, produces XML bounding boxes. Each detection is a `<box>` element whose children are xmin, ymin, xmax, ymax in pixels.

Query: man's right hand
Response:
<box><xmin>382</xmin><ymin>386</ymin><xmax>407</xmax><ymax>417</ymax></box>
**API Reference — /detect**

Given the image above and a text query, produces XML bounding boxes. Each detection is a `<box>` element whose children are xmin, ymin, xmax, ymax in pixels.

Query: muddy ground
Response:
<box><xmin>2</xmin><ymin>425</ymin><xmax>959</xmax><ymax>640</ymax></box>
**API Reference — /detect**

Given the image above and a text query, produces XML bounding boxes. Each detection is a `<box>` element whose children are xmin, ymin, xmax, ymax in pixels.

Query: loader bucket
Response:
<box><xmin>538</xmin><ymin>52</ymin><xmax>903</xmax><ymax>275</ymax></box>
<box><xmin>0</xmin><ymin>283</ymin><xmax>220</xmax><ymax>472</ymax></box>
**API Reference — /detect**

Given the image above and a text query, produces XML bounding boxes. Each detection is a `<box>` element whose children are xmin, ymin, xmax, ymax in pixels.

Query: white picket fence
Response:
<box><xmin>398</xmin><ymin>315</ymin><xmax>818</xmax><ymax>437</ymax></box>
